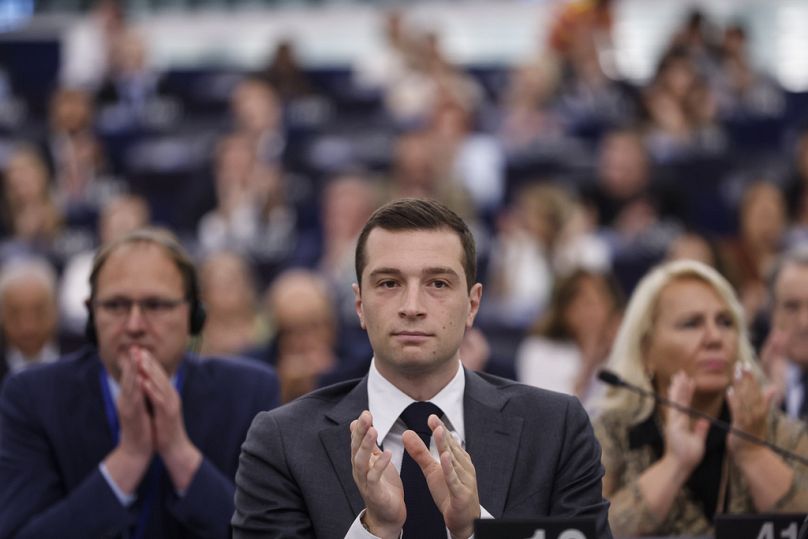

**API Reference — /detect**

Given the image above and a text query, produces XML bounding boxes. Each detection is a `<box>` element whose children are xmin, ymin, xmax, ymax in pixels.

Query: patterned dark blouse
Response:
<box><xmin>593</xmin><ymin>406</ymin><xmax>808</xmax><ymax>537</ymax></box>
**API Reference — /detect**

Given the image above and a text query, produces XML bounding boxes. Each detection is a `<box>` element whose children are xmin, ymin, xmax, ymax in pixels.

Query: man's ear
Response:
<box><xmin>466</xmin><ymin>283</ymin><xmax>483</xmax><ymax>329</ymax></box>
<box><xmin>352</xmin><ymin>283</ymin><xmax>365</xmax><ymax>330</ymax></box>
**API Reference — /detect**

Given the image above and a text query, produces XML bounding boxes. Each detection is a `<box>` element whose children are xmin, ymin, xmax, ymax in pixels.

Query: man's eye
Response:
<box><xmin>106</xmin><ymin>299</ymin><xmax>130</xmax><ymax>312</ymax></box>
<box><xmin>142</xmin><ymin>299</ymin><xmax>166</xmax><ymax>312</ymax></box>
<box><xmin>432</xmin><ymin>280</ymin><xmax>448</xmax><ymax>289</ymax></box>
<box><xmin>380</xmin><ymin>280</ymin><xmax>397</xmax><ymax>288</ymax></box>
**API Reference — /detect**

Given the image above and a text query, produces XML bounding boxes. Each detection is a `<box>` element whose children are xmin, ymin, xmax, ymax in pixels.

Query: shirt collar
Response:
<box><xmin>786</xmin><ymin>362</ymin><xmax>805</xmax><ymax>388</ymax></box>
<box><xmin>368</xmin><ymin>358</ymin><xmax>466</xmax><ymax>447</ymax></box>
<box><xmin>6</xmin><ymin>343</ymin><xmax>59</xmax><ymax>374</ymax></box>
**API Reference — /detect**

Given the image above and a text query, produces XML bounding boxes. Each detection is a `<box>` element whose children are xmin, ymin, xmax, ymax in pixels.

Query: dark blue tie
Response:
<box><xmin>400</xmin><ymin>402</ymin><xmax>446</xmax><ymax>538</ymax></box>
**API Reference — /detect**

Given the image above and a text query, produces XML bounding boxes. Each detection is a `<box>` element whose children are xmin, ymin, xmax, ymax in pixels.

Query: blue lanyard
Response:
<box><xmin>99</xmin><ymin>360</ymin><xmax>186</xmax><ymax>539</ymax></box>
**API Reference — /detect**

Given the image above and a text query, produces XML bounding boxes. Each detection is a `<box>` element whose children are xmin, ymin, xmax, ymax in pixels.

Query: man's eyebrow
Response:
<box><xmin>422</xmin><ymin>267</ymin><xmax>459</xmax><ymax>278</ymax></box>
<box><xmin>367</xmin><ymin>267</ymin><xmax>460</xmax><ymax>278</ymax></box>
<box><xmin>368</xmin><ymin>267</ymin><xmax>403</xmax><ymax>278</ymax></box>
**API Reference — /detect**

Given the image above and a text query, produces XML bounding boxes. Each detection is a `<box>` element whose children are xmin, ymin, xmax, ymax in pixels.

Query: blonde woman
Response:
<box><xmin>592</xmin><ymin>260</ymin><xmax>808</xmax><ymax>537</ymax></box>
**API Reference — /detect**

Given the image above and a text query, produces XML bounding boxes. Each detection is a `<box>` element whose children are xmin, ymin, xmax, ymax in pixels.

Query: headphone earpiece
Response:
<box><xmin>189</xmin><ymin>300</ymin><xmax>206</xmax><ymax>336</ymax></box>
<box><xmin>85</xmin><ymin>308</ymin><xmax>97</xmax><ymax>345</ymax></box>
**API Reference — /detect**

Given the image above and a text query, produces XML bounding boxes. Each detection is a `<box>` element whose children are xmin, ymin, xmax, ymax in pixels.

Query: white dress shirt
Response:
<box><xmin>784</xmin><ymin>362</ymin><xmax>806</xmax><ymax>419</ymax></box>
<box><xmin>5</xmin><ymin>344</ymin><xmax>59</xmax><ymax>375</ymax></box>
<box><xmin>346</xmin><ymin>359</ymin><xmax>490</xmax><ymax>539</ymax></box>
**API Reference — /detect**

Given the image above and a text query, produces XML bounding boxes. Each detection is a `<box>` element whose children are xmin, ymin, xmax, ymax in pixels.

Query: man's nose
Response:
<box><xmin>398</xmin><ymin>285</ymin><xmax>425</xmax><ymax>318</ymax></box>
<box><xmin>124</xmin><ymin>304</ymin><xmax>147</xmax><ymax>332</ymax></box>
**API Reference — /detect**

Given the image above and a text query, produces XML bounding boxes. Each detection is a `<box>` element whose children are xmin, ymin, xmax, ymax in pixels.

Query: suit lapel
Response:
<box><xmin>320</xmin><ymin>377</ymin><xmax>369</xmax><ymax>516</ymax></box>
<box><xmin>178</xmin><ymin>356</ymin><xmax>212</xmax><ymax>444</ymax></box>
<box><xmin>463</xmin><ymin>370</ymin><xmax>523</xmax><ymax>518</ymax></box>
<box><xmin>64</xmin><ymin>352</ymin><xmax>117</xmax><ymax>481</ymax></box>
<box><xmin>315</xmin><ymin>372</ymin><xmax>524</xmax><ymax>518</ymax></box>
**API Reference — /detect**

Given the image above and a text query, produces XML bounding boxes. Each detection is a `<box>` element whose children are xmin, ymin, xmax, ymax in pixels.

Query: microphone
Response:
<box><xmin>597</xmin><ymin>370</ymin><xmax>808</xmax><ymax>467</ymax></box>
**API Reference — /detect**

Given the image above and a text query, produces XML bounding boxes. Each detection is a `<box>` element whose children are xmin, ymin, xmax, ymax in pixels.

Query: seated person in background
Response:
<box><xmin>0</xmin><ymin>228</ymin><xmax>279</xmax><ymax>538</ymax></box>
<box><xmin>592</xmin><ymin>259</ymin><xmax>808</xmax><ymax>537</ymax></box>
<box><xmin>759</xmin><ymin>245</ymin><xmax>808</xmax><ymax>422</ymax></box>
<box><xmin>0</xmin><ymin>145</ymin><xmax>63</xmax><ymax>251</ymax></box>
<box><xmin>720</xmin><ymin>180</ymin><xmax>787</xmax><ymax>329</ymax></box>
<box><xmin>0</xmin><ymin>257</ymin><xmax>61</xmax><ymax>385</ymax></box>
<box><xmin>264</xmin><ymin>269</ymin><xmax>341</xmax><ymax>404</ymax></box>
<box><xmin>232</xmin><ymin>198</ymin><xmax>611</xmax><ymax>539</ymax></box>
<box><xmin>59</xmin><ymin>193</ymin><xmax>151</xmax><ymax>336</ymax></box>
<box><xmin>516</xmin><ymin>268</ymin><xmax>623</xmax><ymax>410</ymax></box>
<box><xmin>665</xmin><ymin>230</ymin><xmax>720</xmax><ymax>268</ymax></box>
<box><xmin>198</xmin><ymin>250</ymin><xmax>268</xmax><ymax>358</ymax></box>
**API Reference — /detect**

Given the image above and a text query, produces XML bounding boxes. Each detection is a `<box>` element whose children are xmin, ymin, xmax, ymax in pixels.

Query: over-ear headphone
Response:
<box><xmin>84</xmin><ymin>228</ymin><xmax>207</xmax><ymax>346</ymax></box>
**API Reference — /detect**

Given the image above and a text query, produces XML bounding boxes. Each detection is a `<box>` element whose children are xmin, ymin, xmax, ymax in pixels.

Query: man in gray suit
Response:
<box><xmin>232</xmin><ymin>198</ymin><xmax>612</xmax><ymax>539</ymax></box>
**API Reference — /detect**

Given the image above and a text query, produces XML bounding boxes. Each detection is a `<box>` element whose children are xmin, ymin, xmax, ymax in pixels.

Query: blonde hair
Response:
<box><xmin>597</xmin><ymin>259</ymin><xmax>758</xmax><ymax>424</ymax></box>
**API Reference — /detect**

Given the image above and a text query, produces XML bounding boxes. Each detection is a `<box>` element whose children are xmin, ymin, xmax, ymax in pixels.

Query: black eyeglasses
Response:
<box><xmin>93</xmin><ymin>297</ymin><xmax>187</xmax><ymax>320</ymax></box>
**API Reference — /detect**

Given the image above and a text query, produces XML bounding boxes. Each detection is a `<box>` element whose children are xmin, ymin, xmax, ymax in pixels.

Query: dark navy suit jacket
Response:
<box><xmin>0</xmin><ymin>349</ymin><xmax>279</xmax><ymax>539</ymax></box>
<box><xmin>232</xmin><ymin>369</ymin><xmax>612</xmax><ymax>539</ymax></box>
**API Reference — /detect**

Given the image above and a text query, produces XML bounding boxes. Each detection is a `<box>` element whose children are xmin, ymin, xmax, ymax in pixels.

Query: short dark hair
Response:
<box><xmin>767</xmin><ymin>244</ymin><xmax>808</xmax><ymax>302</ymax></box>
<box><xmin>354</xmin><ymin>198</ymin><xmax>476</xmax><ymax>290</ymax></box>
<box><xmin>89</xmin><ymin>227</ymin><xmax>199</xmax><ymax>302</ymax></box>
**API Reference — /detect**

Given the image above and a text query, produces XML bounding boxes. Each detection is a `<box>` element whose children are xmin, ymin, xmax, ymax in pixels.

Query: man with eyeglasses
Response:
<box><xmin>0</xmin><ymin>227</ymin><xmax>279</xmax><ymax>539</ymax></box>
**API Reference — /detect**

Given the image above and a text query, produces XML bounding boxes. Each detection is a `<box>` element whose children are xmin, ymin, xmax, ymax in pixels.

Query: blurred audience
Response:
<box><xmin>229</xmin><ymin>76</ymin><xmax>287</xmax><ymax>166</ymax></box>
<box><xmin>484</xmin><ymin>183</ymin><xmax>567</xmax><ymax>326</ymax></box>
<box><xmin>95</xmin><ymin>28</ymin><xmax>178</xmax><ymax>132</ymax></box>
<box><xmin>46</xmin><ymin>87</ymin><xmax>115</xmax><ymax>216</ymax></box>
<box><xmin>60</xmin><ymin>0</ymin><xmax>127</xmax><ymax>92</ymax></box>
<box><xmin>380</xmin><ymin>27</ymin><xmax>483</xmax><ymax>126</ymax></box>
<box><xmin>263</xmin><ymin>269</ymin><xmax>340</xmax><ymax>403</ymax></box>
<box><xmin>384</xmin><ymin>128</ymin><xmax>475</xmax><ymax>222</ymax></box>
<box><xmin>712</xmin><ymin>23</ymin><xmax>785</xmax><ymax>120</ymax></box>
<box><xmin>516</xmin><ymin>268</ymin><xmax>623</xmax><ymax>410</ymax></box>
<box><xmin>58</xmin><ymin>193</ymin><xmax>150</xmax><ymax>334</ymax></box>
<box><xmin>197</xmin><ymin>133</ymin><xmax>297</xmax><ymax>278</ymax></box>
<box><xmin>642</xmin><ymin>48</ymin><xmax>727</xmax><ymax>163</ymax></box>
<box><xmin>720</xmin><ymin>180</ymin><xmax>786</xmax><ymax>325</ymax></box>
<box><xmin>198</xmin><ymin>250</ymin><xmax>268</xmax><ymax>357</ymax></box>
<box><xmin>427</xmin><ymin>98</ymin><xmax>504</xmax><ymax>214</ymax></box>
<box><xmin>0</xmin><ymin>145</ymin><xmax>63</xmax><ymax>253</ymax></box>
<box><xmin>584</xmin><ymin>128</ymin><xmax>676</xmax><ymax>238</ymax></box>
<box><xmin>548</xmin><ymin>0</ymin><xmax>614</xmax><ymax>64</ymax></box>
<box><xmin>593</xmin><ymin>260</ymin><xmax>807</xmax><ymax>537</ymax></box>
<box><xmin>784</xmin><ymin>130</ymin><xmax>808</xmax><ymax>237</ymax></box>
<box><xmin>665</xmin><ymin>230</ymin><xmax>720</xmax><ymax>268</ymax></box>
<box><xmin>261</xmin><ymin>39</ymin><xmax>315</xmax><ymax>103</ymax></box>
<box><xmin>760</xmin><ymin>246</ymin><xmax>808</xmax><ymax>422</ymax></box>
<box><xmin>317</xmin><ymin>172</ymin><xmax>380</xmax><ymax>324</ymax></box>
<box><xmin>0</xmin><ymin>257</ymin><xmax>61</xmax><ymax>384</ymax></box>
<box><xmin>353</xmin><ymin>9</ymin><xmax>418</xmax><ymax>94</ymax></box>
<box><xmin>496</xmin><ymin>56</ymin><xmax>566</xmax><ymax>155</ymax></box>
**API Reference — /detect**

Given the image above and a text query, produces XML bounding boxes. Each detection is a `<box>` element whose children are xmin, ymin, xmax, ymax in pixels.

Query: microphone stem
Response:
<box><xmin>628</xmin><ymin>386</ymin><xmax>808</xmax><ymax>468</ymax></box>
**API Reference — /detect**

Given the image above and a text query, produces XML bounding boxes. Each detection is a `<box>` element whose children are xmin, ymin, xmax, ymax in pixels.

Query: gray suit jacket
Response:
<box><xmin>232</xmin><ymin>369</ymin><xmax>612</xmax><ymax>538</ymax></box>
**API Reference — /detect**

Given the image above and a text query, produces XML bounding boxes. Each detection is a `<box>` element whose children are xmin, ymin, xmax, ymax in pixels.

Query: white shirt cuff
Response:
<box><xmin>345</xmin><ymin>510</ymin><xmax>401</xmax><ymax>539</ymax></box>
<box><xmin>99</xmin><ymin>462</ymin><xmax>136</xmax><ymax>507</ymax></box>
